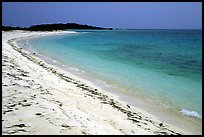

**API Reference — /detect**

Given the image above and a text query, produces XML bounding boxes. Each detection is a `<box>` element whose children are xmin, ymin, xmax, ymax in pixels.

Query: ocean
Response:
<box><xmin>18</xmin><ymin>29</ymin><xmax>202</xmax><ymax>119</ymax></box>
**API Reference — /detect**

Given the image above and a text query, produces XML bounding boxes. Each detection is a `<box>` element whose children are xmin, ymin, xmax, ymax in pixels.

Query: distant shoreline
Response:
<box><xmin>2</xmin><ymin>23</ymin><xmax>113</xmax><ymax>32</ymax></box>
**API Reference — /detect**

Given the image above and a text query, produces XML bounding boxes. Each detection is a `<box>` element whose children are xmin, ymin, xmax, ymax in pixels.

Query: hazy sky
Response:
<box><xmin>2</xmin><ymin>2</ymin><xmax>202</xmax><ymax>29</ymax></box>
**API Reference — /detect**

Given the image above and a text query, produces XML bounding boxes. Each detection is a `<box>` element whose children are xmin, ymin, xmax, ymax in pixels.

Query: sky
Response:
<box><xmin>2</xmin><ymin>2</ymin><xmax>202</xmax><ymax>29</ymax></box>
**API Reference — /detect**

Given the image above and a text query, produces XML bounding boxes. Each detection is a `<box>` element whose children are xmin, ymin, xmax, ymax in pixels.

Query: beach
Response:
<box><xmin>2</xmin><ymin>30</ymin><xmax>201</xmax><ymax>135</ymax></box>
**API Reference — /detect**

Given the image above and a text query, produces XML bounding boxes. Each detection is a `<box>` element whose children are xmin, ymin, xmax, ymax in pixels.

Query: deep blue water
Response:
<box><xmin>25</xmin><ymin>29</ymin><xmax>202</xmax><ymax>119</ymax></box>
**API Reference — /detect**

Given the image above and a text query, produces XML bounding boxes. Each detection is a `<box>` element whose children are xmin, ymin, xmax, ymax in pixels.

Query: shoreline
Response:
<box><xmin>2</xmin><ymin>30</ymin><xmax>201</xmax><ymax>135</ymax></box>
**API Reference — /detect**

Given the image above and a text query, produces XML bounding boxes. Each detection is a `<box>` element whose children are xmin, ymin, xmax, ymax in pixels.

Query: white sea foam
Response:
<box><xmin>67</xmin><ymin>31</ymin><xmax>78</xmax><ymax>34</ymax></box>
<box><xmin>180</xmin><ymin>109</ymin><xmax>200</xmax><ymax>119</ymax></box>
<box><xmin>97</xmin><ymin>80</ymin><xmax>110</xmax><ymax>88</ymax></box>
<box><xmin>69</xmin><ymin>67</ymin><xmax>84</xmax><ymax>73</ymax></box>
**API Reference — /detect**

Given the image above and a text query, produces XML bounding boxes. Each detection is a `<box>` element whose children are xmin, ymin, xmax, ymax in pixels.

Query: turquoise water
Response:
<box><xmin>25</xmin><ymin>29</ymin><xmax>202</xmax><ymax>119</ymax></box>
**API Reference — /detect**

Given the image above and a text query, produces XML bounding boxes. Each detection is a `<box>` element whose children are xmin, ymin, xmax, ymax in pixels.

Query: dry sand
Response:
<box><xmin>2</xmin><ymin>30</ymin><xmax>199</xmax><ymax>135</ymax></box>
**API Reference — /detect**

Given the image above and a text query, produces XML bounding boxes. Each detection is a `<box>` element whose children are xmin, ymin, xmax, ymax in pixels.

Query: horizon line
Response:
<box><xmin>2</xmin><ymin>24</ymin><xmax>202</xmax><ymax>30</ymax></box>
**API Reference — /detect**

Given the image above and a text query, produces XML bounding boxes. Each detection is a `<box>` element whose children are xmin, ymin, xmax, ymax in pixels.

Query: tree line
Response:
<box><xmin>2</xmin><ymin>23</ymin><xmax>113</xmax><ymax>31</ymax></box>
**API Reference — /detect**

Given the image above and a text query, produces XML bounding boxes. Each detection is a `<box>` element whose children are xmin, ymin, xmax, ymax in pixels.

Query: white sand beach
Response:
<box><xmin>2</xmin><ymin>30</ymin><xmax>201</xmax><ymax>135</ymax></box>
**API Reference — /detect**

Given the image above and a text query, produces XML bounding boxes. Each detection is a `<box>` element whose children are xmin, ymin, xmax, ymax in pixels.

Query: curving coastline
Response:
<box><xmin>2</xmin><ymin>30</ymin><xmax>201</xmax><ymax>135</ymax></box>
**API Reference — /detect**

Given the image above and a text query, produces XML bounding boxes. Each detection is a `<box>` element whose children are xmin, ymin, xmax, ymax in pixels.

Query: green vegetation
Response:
<box><xmin>2</xmin><ymin>23</ymin><xmax>113</xmax><ymax>31</ymax></box>
<box><xmin>2</xmin><ymin>26</ymin><xmax>26</xmax><ymax>31</ymax></box>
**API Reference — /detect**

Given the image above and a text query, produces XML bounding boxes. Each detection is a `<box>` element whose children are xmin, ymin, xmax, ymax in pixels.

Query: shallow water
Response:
<box><xmin>20</xmin><ymin>29</ymin><xmax>202</xmax><ymax>119</ymax></box>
